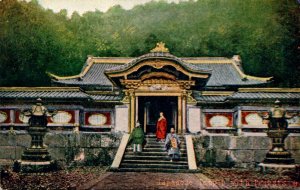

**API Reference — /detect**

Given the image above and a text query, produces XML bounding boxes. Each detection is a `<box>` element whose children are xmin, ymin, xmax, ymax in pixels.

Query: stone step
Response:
<box><xmin>142</xmin><ymin>146</ymin><xmax>186</xmax><ymax>150</ymax></box>
<box><xmin>114</xmin><ymin>168</ymin><xmax>193</xmax><ymax>173</ymax></box>
<box><xmin>143</xmin><ymin>145</ymin><xmax>186</xmax><ymax>149</ymax></box>
<box><xmin>145</xmin><ymin>139</ymin><xmax>185</xmax><ymax>142</ymax></box>
<box><xmin>122</xmin><ymin>159</ymin><xmax>188</xmax><ymax>165</ymax></box>
<box><xmin>143</xmin><ymin>144</ymin><xmax>186</xmax><ymax>148</ymax></box>
<box><xmin>143</xmin><ymin>144</ymin><xmax>165</xmax><ymax>148</ymax></box>
<box><xmin>145</xmin><ymin>143</ymin><xmax>186</xmax><ymax>147</ymax></box>
<box><xmin>144</xmin><ymin>145</ymin><xmax>186</xmax><ymax>149</ymax></box>
<box><xmin>120</xmin><ymin>163</ymin><xmax>189</xmax><ymax>169</ymax></box>
<box><xmin>145</xmin><ymin>134</ymin><xmax>185</xmax><ymax>139</ymax></box>
<box><xmin>144</xmin><ymin>138</ymin><xmax>186</xmax><ymax>143</ymax></box>
<box><xmin>116</xmin><ymin>134</ymin><xmax>189</xmax><ymax>173</ymax></box>
<box><xmin>123</xmin><ymin>155</ymin><xmax>187</xmax><ymax>161</ymax></box>
<box><xmin>126</xmin><ymin>147</ymin><xmax>186</xmax><ymax>152</ymax></box>
<box><xmin>145</xmin><ymin>138</ymin><xmax>186</xmax><ymax>141</ymax></box>
<box><xmin>124</xmin><ymin>151</ymin><xmax>187</xmax><ymax>157</ymax></box>
<box><xmin>144</xmin><ymin>141</ymin><xmax>186</xmax><ymax>146</ymax></box>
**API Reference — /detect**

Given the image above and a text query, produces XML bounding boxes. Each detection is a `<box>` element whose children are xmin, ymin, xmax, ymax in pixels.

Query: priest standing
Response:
<box><xmin>164</xmin><ymin>128</ymin><xmax>181</xmax><ymax>161</ymax></box>
<box><xmin>156</xmin><ymin>112</ymin><xmax>167</xmax><ymax>142</ymax></box>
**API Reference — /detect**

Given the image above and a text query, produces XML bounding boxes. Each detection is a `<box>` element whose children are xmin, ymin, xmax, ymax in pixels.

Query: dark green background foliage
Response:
<box><xmin>0</xmin><ymin>0</ymin><xmax>299</xmax><ymax>87</ymax></box>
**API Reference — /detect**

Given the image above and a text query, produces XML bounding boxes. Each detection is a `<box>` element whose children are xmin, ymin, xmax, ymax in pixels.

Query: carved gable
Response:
<box><xmin>105</xmin><ymin>53</ymin><xmax>211</xmax><ymax>90</ymax></box>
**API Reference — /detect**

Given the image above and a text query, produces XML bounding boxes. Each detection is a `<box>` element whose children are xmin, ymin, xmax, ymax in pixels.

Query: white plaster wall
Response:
<box><xmin>187</xmin><ymin>106</ymin><xmax>201</xmax><ymax>133</ymax></box>
<box><xmin>115</xmin><ymin>105</ymin><xmax>129</xmax><ymax>133</ymax></box>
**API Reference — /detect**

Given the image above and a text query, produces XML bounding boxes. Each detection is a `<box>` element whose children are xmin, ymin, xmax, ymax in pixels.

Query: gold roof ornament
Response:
<box><xmin>150</xmin><ymin>42</ymin><xmax>169</xmax><ymax>53</ymax></box>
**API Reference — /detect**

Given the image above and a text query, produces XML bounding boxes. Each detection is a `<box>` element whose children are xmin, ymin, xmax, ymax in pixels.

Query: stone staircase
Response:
<box><xmin>117</xmin><ymin>134</ymin><xmax>190</xmax><ymax>173</ymax></box>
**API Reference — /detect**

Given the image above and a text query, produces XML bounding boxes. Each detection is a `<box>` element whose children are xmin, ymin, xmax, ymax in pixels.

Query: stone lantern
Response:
<box><xmin>14</xmin><ymin>98</ymin><xmax>57</xmax><ymax>172</ymax></box>
<box><xmin>259</xmin><ymin>100</ymin><xmax>296</xmax><ymax>173</ymax></box>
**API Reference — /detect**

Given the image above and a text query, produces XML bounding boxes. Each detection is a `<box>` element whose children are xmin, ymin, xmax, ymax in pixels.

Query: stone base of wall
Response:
<box><xmin>1</xmin><ymin>131</ymin><xmax>299</xmax><ymax>169</ymax></box>
<box><xmin>0</xmin><ymin>131</ymin><xmax>121</xmax><ymax>167</ymax></box>
<box><xmin>193</xmin><ymin>133</ymin><xmax>300</xmax><ymax>168</ymax></box>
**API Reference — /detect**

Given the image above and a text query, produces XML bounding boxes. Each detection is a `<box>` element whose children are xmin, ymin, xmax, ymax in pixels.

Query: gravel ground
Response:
<box><xmin>88</xmin><ymin>172</ymin><xmax>218</xmax><ymax>190</ymax></box>
<box><xmin>201</xmin><ymin>167</ymin><xmax>300</xmax><ymax>189</ymax></box>
<box><xmin>0</xmin><ymin>166</ymin><xmax>107</xmax><ymax>190</ymax></box>
<box><xmin>1</xmin><ymin>167</ymin><xmax>299</xmax><ymax>190</ymax></box>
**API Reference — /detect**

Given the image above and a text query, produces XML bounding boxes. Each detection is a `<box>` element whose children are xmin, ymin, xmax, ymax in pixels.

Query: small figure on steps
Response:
<box><xmin>165</xmin><ymin>128</ymin><xmax>180</xmax><ymax>162</ymax></box>
<box><xmin>128</xmin><ymin>121</ymin><xmax>145</xmax><ymax>154</ymax></box>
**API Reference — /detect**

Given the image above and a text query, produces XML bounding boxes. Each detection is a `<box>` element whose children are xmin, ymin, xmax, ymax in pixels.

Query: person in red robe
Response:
<box><xmin>156</xmin><ymin>112</ymin><xmax>167</xmax><ymax>142</ymax></box>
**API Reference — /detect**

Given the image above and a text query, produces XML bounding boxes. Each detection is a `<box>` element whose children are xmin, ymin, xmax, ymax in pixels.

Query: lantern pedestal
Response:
<box><xmin>14</xmin><ymin>125</ymin><xmax>56</xmax><ymax>172</ymax></box>
<box><xmin>259</xmin><ymin>129</ymin><xmax>295</xmax><ymax>174</ymax></box>
<box><xmin>13</xmin><ymin>100</ymin><xmax>57</xmax><ymax>173</ymax></box>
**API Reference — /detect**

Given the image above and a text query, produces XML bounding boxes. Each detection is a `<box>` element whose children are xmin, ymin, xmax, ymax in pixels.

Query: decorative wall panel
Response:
<box><xmin>85</xmin><ymin>112</ymin><xmax>111</xmax><ymax>126</ymax></box>
<box><xmin>287</xmin><ymin>112</ymin><xmax>300</xmax><ymax>127</ymax></box>
<box><xmin>0</xmin><ymin>111</ymin><xmax>8</xmax><ymax>123</ymax></box>
<box><xmin>205</xmin><ymin>113</ymin><xmax>233</xmax><ymax>127</ymax></box>
<box><xmin>15</xmin><ymin>110</ymin><xmax>29</xmax><ymax>124</ymax></box>
<box><xmin>18</xmin><ymin>113</ymin><xmax>30</xmax><ymax>124</ymax></box>
<box><xmin>242</xmin><ymin>111</ymin><xmax>268</xmax><ymax>126</ymax></box>
<box><xmin>49</xmin><ymin>111</ymin><xmax>75</xmax><ymax>124</ymax></box>
<box><xmin>88</xmin><ymin>114</ymin><xmax>107</xmax><ymax>125</ymax></box>
<box><xmin>0</xmin><ymin>110</ymin><xmax>10</xmax><ymax>123</ymax></box>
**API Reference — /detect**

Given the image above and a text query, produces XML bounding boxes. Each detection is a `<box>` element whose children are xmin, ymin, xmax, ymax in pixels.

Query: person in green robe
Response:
<box><xmin>128</xmin><ymin>121</ymin><xmax>145</xmax><ymax>153</ymax></box>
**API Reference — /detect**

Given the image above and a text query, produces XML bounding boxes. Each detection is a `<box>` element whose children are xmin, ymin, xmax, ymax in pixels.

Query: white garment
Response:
<box><xmin>133</xmin><ymin>144</ymin><xmax>142</xmax><ymax>152</ymax></box>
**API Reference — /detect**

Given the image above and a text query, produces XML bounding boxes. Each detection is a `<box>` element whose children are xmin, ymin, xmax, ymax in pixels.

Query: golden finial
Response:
<box><xmin>150</xmin><ymin>42</ymin><xmax>169</xmax><ymax>53</ymax></box>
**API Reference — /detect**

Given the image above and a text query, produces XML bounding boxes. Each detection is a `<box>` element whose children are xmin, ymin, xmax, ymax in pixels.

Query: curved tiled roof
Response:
<box><xmin>53</xmin><ymin>63</ymin><xmax>118</xmax><ymax>86</ymax></box>
<box><xmin>194</xmin><ymin>95</ymin><xmax>229</xmax><ymax>102</ymax></box>
<box><xmin>51</xmin><ymin>53</ymin><xmax>271</xmax><ymax>88</ymax></box>
<box><xmin>105</xmin><ymin>52</ymin><xmax>211</xmax><ymax>74</ymax></box>
<box><xmin>0</xmin><ymin>88</ymin><xmax>298</xmax><ymax>103</ymax></box>
<box><xmin>230</xmin><ymin>92</ymin><xmax>300</xmax><ymax>99</ymax></box>
<box><xmin>0</xmin><ymin>87</ymin><xmax>122</xmax><ymax>102</ymax></box>
<box><xmin>193</xmin><ymin>89</ymin><xmax>300</xmax><ymax>103</ymax></box>
<box><xmin>187</xmin><ymin>63</ymin><xmax>266</xmax><ymax>86</ymax></box>
<box><xmin>89</xmin><ymin>94</ymin><xmax>123</xmax><ymax>101</ymax></box>
<box><xmin>0</xmin><ymin>87</ymin><xmax>88</xmax><ymax>99</ymax></box>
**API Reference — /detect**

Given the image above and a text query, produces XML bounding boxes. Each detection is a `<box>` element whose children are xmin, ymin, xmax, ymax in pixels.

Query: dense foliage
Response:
<box><xmin>0</xmin><ymin>0</ymin><xmax>299</xmax><ymax>86</ymax></box>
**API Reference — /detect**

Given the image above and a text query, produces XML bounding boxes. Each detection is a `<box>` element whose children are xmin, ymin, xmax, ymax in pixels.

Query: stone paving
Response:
<box><xmin>82</xmin><ymin>172</ymin><xmax>219</xmax><ymax>190</ymax></box>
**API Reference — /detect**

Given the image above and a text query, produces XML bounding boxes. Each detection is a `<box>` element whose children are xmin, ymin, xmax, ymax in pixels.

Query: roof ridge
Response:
<box><xmin>47</xmin><ymin>72</ymin><xmax>81</xmax><ymax>80</ymax></box>
<box><xmin>229</xmin><ymin>57</ymin><xmax>273</xmax><ymax>82</ymax></box>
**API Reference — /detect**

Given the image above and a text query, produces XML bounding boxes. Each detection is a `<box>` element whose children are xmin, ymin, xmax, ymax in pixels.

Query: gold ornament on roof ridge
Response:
<box><xmin>150</xmin><ymin>42</ymin><xmax>169</xmax><ymax>53</ymax></box>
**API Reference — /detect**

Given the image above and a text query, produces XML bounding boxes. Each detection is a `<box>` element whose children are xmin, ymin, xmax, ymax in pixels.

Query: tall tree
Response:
<box><xmin>0</xmin><ymin>0</ymin><xmax>299</xmax><ymax>87</ymax></box>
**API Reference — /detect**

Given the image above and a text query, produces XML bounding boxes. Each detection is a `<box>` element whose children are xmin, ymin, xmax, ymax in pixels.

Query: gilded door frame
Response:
<box><xmin>125</xmin><ymin>89</ymin><xmax>188</xmax><ymax>134</ymax></box>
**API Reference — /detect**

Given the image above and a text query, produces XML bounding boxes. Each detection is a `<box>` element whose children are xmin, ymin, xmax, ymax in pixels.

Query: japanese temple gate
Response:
<box><xmin>105</xmin><ymin>44</ymin><xmax>211</xmax><ymax>134</ymax></box>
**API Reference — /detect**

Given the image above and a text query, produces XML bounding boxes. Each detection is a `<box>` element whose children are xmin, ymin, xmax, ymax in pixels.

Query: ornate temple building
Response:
<box><xmin>1</xmin><ymin>43</ymin><xmax>299</xmax><ymax>134</ymax></box>
<box><xmin>0</xmin><ymin>43</ymin><xmax>299</xmax><ymax>169</ymax></box>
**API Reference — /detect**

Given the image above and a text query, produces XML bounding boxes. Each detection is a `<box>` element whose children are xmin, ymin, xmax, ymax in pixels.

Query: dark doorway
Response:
<box><xmin>138</xmin><ymin>96</ymin><xmax>177</xmax><ymax>134</ymax></box>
